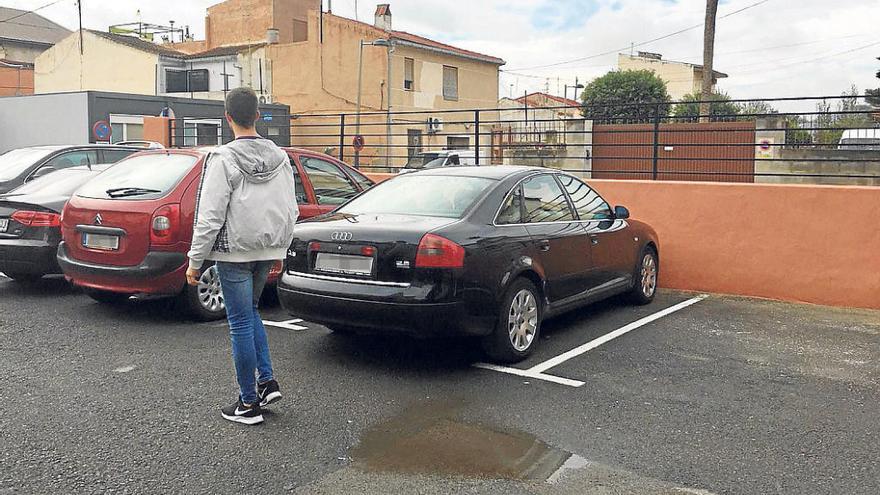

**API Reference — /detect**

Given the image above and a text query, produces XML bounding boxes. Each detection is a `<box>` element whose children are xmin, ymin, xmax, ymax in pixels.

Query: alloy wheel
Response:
<box><xmin>508</xmin><ymin>289</ymin><xmax>538</xmax><ymax>352</ymax></box>
<box><xmin>197</xmin><ymin>265</ymin><xmax>225</xmax><ymax>313</ymax></box>
<box><xmin>641</xmin><ymin>253</ymin><xmax>657</xmax><ymax>298</ymax></box>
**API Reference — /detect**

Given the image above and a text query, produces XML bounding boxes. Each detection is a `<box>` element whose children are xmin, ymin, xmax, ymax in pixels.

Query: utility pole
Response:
<box><xmin>699</xmin><ymin>0</ymin><xmax>719</xmax><ymax>123</ymax></box>
<box><xmin>77</xmin><ymin>0</ymin><xmax>84</xmax><ymax>55</ymax></box>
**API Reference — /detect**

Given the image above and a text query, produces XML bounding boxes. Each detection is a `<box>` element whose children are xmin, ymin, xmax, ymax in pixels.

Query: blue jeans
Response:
<box><xmin>216</xmin><ymin>261</ymin><xmax>275</xmax><ymax>405</ymax></box>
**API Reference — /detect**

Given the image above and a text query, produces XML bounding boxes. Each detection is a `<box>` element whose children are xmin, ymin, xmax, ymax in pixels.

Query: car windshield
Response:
<box><xmin>5</xmin><ymin>167</ymin><xmax>104</xmax><ymax>197</ymax></box>
<box><xmin>76</xmin><ymin>153</ymin><xmax>198</xmax><ymax>200</ymax></box>
<box><xmin>337</xmin><ymin>175</ymin><xmax>494</xmax><ymax>219</ymax></box>
<box><xmin>0</xmin><ymin>148</ymin><xmax>56</xmax><ymax>181</ymax></box>
<box><xmin>403</xmin><ymin>153</ymin><xmax>442</xmax><ymax>170</ymax></box>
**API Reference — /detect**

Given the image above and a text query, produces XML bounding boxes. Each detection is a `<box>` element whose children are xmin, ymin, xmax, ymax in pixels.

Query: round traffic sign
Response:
<box><xmin>93</xmin><ymin>120</ymin><xmax>112</xmax><ymax>141</ymax></box>
<box><xmin>759</xmin><ymin>139</ymin><xmax>772</xmax><ymax>151</ymax></box>
<box><xmin>352</xmin><ymin>135</ymin><xmax>366</xmax><ymax>152</ymax></box>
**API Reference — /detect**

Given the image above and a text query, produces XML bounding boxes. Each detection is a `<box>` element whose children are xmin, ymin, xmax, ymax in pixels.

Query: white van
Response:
<box><xmin>398</xmin><ymin>150</ymin><xmax>478</xmax><ymax>174</ymax></box>
<box><xmin>837</xmin><ymin>128</ymin><xmax>880</xmax><ymax>151</ymax></box>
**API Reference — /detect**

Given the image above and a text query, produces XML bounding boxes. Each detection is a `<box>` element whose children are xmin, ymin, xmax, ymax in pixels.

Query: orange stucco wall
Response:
<box><xmin>365</xmin><ymin>174</ymin><xmax>880</xmax><ymax>309</ymax></box>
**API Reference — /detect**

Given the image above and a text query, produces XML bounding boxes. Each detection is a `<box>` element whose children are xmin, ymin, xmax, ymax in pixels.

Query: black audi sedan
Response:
<box><xmin>278</xmin><ymin>166</ymin><xmax>659</xmax><ymax>362</ymax></box>
<box><xmin>0</xmin><ymin>164</ymin><xmax>110</xmax><ymax>282</ymax></box>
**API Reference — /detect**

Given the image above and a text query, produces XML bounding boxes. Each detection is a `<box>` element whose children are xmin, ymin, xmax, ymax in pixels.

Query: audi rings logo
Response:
<box><xmin>330</xmin><ymin>231</ymin><xmax>353</xmax><ymax>242</ymax></box>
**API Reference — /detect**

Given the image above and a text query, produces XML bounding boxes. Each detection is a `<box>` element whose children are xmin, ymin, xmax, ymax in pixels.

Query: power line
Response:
<box><xmin>0</xmin><ymin>0</ymin><xmax>66</xmax><ymax>24</ymax></box>
<box><xmin>505</xmin><ymin>0</ymin><xmax>773</xmax><ymax>72</ymax></box>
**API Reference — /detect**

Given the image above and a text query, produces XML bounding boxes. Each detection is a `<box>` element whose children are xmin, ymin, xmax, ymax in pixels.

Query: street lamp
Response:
<box><xmin>355</xmin><ymin>38</ymin><xmax>392</xmax><ymax>169</ymax></box>
<box><xmin>564</xmin><ymin>77</ymin><xmax>584</xmax><ymax>104</ymax></box>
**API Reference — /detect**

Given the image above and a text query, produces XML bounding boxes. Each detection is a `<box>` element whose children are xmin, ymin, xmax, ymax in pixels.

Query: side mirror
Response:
<box><xmin>29</xmin><ymin>167</ymin><xmax>57</xmax><ymax>181</ymax></box>
<box><xmin>614</xmin><ymin>205</ymin><xmax>630</xmax><ymax>219</ymax></box>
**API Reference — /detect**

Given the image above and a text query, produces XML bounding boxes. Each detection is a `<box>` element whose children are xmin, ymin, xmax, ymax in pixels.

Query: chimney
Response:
<box><xmin>374</xmin><ymin>4</ymin><xmax>392</xmax><ymax>31</ymax></box>
<box><xmin>266</xmin><ymin>28</ymin><xmax>280</xmax><ymax>44</ymax></box>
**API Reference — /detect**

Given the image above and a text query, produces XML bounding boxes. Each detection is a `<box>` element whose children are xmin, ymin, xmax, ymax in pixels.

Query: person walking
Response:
<box><xmin>186</xmin><ymin>87</ymin><xmax>299</xmax><ymax>425</ymax></box>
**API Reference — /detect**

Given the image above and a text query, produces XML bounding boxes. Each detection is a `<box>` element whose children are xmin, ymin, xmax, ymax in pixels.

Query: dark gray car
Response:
<box><xmin>0</xmin><ymin>145</ymin><xmax>141</xmax><ymax>194</ymax></box>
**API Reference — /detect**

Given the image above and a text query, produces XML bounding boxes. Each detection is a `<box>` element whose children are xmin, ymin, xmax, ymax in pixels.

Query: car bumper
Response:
<box><xmin>277</xmin><ymin>271</ymin><xmax>493</xmax><ymax>336</ymax></box>
<box><xmin>0</xmin><ymin>238</ymin><xmax>59</xmax><ymax>275</ymax></box>
<box><xmin>57</xmin><ymin>241</ymin><xmax>187</xmax><ymax>295</ymax></box>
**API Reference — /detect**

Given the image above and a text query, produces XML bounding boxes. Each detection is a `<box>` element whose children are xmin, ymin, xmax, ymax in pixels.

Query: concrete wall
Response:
<box><xmin>590</xmin><ymin>180</ymin><xmax>880</xmax><ymax>310</ymax></box>
<box><xmin>35</xmin><ymin>31</ymin><xmax>158</xmax><ymax>95</ymax></box>
<box><xmin>0</xmin><ymin>92</ymin><xmax>89</xmax><ymax>153</ymax></box>
<box><xmin>756</xmin><ymin>148</ymin><xmax>880</xmax><ymax>186</ymax></box>
<box><xmin>0</xmin><ymin>41</ymin><xmax>47</xmax><ymax>65</ymax></box>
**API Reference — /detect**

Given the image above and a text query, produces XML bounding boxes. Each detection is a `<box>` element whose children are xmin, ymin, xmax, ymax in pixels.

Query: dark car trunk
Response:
<box><xmin>288</xmin><ymin>213</ymin><xmax>458</xmax><ymax>284</ymax></box>
<box><xmin>0</xmin><ymin>200</ymin><xmax>60</xmax><ymax>240</ymax></box>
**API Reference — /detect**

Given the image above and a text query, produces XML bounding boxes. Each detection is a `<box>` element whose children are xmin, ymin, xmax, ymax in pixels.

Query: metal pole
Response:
<box><xmin>652</xmin><ymin>103</ymin><xmax>661</xmax><ymax>180</ymax></box>
<box><xmin>338</xmin><ymin>114</ymin><xmax>345</xmax><ymax>161</ymax></box>
<box><xmin>355</xmin><ymin>40</ymin><xmax>364</xmax><ymax>168</ymax></box>
<box><xmin>385</xmin><ymin>42</ymin><xmax>393</xmax><ymax>169</ymax></box>
<box><xmin>473</xmin><ymin>109</ymin><xmax>480</xmax><ymax>165</ymax></box>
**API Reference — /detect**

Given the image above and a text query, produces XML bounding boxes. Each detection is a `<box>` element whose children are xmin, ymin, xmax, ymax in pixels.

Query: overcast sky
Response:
<box><xmin>10</xmin><ymin>0</ymin><xmax>880</xmax><ymax>110</ymax></box>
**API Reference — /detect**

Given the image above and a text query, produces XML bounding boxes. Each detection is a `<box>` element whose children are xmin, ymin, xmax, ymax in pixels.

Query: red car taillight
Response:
<box><xmin>11</xmin><ymin>210</ymin><xmax>61</xmax><ymax>227</ymax></box>
<box><xmin>415</xmin><ymin>234</ymin><xmax>464</xmax><ymax>268</ymax></box>
<box><xmin>150</xmin><ymin>204</ymin><xmax>181</xmax><ymax>247</ymax></box>
<box><xmin>269</xmin><ymin>260</ymin><xmax>283</xmax><ymax>276</ymax></box>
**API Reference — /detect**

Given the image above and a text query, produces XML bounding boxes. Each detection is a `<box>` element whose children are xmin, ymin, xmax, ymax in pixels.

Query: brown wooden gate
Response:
<box><xmin>591</xmin><ymin>121</ymin><xmax>756</xmax><ymax>182</ymax></box>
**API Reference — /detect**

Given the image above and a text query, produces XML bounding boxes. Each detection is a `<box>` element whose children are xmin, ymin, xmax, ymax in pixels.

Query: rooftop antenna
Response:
<box><xmin>354</xmin><ymin>0</ymin><xmax>358</xmax><ymax>21</ymax></box>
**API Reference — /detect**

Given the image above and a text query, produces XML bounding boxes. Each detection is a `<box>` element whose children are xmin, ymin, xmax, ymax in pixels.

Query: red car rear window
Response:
<box><xmin>76</xmin><ymin>154</ymin><xmax>198</xmax><ymax>200</ymax></box>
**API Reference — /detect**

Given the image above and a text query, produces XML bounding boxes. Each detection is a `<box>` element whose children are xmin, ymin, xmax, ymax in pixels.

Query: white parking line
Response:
<box><xmin>263</xmin><ymin>318</ymin><xmax>308</xmax><ymax>331</ymax></box>
<box><xmin>474</xmin><ymin>295</ymin><xmax>708</xmax><ymax>387</ymax></box>
<box><xmin>473</xmin><ymin>363</ymin><xmax>586</xmax><ymax>387</ymax></box>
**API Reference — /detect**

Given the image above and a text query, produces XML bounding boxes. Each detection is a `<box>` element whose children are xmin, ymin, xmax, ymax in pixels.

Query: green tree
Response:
<box><xmin>738</xmin><ymin>100</ymin><xmax>778</xmax><ymax>117</ymax></box>
<box><xmin>866</xmin><ymin>56</ymin><xmax>880</xmax><ymax>108</ymax></box>
<box><xmin>672</xmin><ymin>91</ymin><xmax>740</xmax><ymax>122</ymax></box>
<box><xmin>784</xmin><ymin>117</ymin><xmax>813</xmax><ymax>147</ymax></box>
<box><xmin>580</xmin><ymin>70</ymin><xmax>670</xmax><ymax>123</ymax></box>
<box><xmin>816</xmin><ymin>86</ymin><xmax>874</xmax><ymax>145</ymax></box>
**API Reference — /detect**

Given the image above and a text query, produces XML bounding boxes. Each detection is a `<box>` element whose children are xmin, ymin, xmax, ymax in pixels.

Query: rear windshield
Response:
<box><xmin>403</xmin><ymin>153</ymin><xmax>442</xmax><ymax>170</ymax></box>
<box><xmin>337</xmin><ymin>175</ymin><xmax>494</xmax><ymax>219</ymax></box>
<box><xmin>0</xmin><ymin>148</ymin><xmax>56</xmax><ymax>181</ymax></box>
<box><xmin>6</xmin><ymin>167</ymin><xmax>102</xmax><ymax>197</ymax></box>
<box><xmin>76</xmin><ymin>153</ymin><xmax>198</xmax><ymax>200</ymax></box>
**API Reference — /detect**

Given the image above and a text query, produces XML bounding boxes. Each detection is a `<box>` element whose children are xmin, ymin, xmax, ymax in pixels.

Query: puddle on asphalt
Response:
<box><xmin>351</xmin><ymin>400</ymin><xmax>587</xmax><ymax>482</ymax></box>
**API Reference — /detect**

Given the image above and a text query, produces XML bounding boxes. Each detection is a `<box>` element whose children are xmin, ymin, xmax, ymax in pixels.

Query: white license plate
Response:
<box><xmin>0</xmin><ymin>219</ymin><xmax>7</xmax><ymax>233</ymax></box>
<box><xmin>82</xmin><ymin>233</ymin><xmax>119</xmax><ymax>251</ymax></box>
<box><xmin>314</xmin><ymin>252</ymin><xmax>373</xmax><ymax>276</ymax></box>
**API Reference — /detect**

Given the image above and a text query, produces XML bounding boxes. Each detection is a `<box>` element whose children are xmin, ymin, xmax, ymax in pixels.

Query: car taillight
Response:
<box><xmin>150</xmin><ymin>204</ymin><xmax>181</xmax><ymax>247</ymax></box>
<box><xmin>309</xmin><ymin>241</ymin><xmax>321</xmax><ymax>252</ymax></box>
<box><xmin>269</xmin><ymin>260</ymin><xmax>283</xmax><ymax>276</ymax></box>
<box><xmin>11</xmin><ymin>210</ymin><xmax>61</xmax><ymax>227</ymax></box>
<box><xmin>415</xmin><ymin>234</ymin><xmax>464</xmax><ymax>268</ymax></box>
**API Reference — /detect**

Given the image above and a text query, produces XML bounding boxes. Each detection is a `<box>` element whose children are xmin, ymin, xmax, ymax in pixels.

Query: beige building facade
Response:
<box><xmin>618</xmin><ymin>52</ymin><xmax>727</xmax><ymax>101</ymax></box>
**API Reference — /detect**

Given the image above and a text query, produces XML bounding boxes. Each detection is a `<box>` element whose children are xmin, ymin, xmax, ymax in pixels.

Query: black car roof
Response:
<box><xmin>412</xmin><ymin>165</ymin><xmax>548</xmax><ymax>180</ymax></box>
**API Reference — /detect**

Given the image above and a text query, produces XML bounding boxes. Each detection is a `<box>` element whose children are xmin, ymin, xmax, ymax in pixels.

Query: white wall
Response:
<box><xmin>0</xmin><ymin>92</ymin><xmax>89</xmax><ymax>153</ymax></box>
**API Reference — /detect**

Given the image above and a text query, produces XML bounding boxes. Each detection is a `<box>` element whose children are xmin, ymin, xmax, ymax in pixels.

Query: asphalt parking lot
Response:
<box><xmin>1</xmin><ymin>274</ymin><xmax>878</xmax><ymax>495</ymax></box>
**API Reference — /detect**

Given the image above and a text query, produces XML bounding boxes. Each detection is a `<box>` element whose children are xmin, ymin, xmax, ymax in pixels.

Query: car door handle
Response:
<box><xmin>539</xmin><ymin>239</ymin><xmax>551</xmax><ymax>252</ymax></box>
<box><xmin>590</xmin><ymin>236</ymin><xmax>599</xmax><ymax>245</ymax></box>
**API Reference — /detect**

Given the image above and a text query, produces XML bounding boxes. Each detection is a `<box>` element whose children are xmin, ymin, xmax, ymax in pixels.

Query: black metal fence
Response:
<box><xmin>170</xmin><ymin>94</ymin><xmax>880</xmax><ymax>186</ymax></box>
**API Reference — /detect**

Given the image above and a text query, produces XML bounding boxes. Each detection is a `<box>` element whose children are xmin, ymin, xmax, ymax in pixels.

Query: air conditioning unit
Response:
<box><xmin>258</xmin><ymin>94</ymin><xmax>274</xmax><ymax>104</ymax></box>
<box><xmin>426</xmin><ymin>117</ymin><xmax>443</xmax><ymax>134</ymax></box>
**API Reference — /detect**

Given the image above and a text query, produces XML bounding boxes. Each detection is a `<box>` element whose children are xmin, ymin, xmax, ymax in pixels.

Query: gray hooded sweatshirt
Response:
<box><xmin>187</xmin><ymin>137</ymin><xmax>299</xmax><ymax>270</ymax></box>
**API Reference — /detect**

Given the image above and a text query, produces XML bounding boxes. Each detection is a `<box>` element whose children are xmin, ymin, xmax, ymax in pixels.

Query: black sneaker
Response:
<box><xmin>220</xmin><ymin>399</ymin><xmax>263</xmax><ymax>425</ymax></box>
<box><xmin>258</xmin><ymin>380</ymin><xmax>282</xmax><ymax>408</ymax></box>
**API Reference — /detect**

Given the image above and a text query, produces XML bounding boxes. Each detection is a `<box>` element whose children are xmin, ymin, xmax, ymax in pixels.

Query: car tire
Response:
<box><xmin>628</xmin><ymin>246</ymin><xmax>658</xmax><ymax>305</ymax></box>
<box><xmin>178</xmin><ymin>264</ymin><xmax>227</xmax><ymax>322</ymax></box>
<box><xmin>3</xmin><ymin>272</ymin><xmax>43</xmax><ymax>284</ymax></box>
<box><xmin>259</xmin><ymin>283</ymin><xmax>280</xmax><ymax>308</ymax></box>
<box><xmin>84</xmin><ymin>289</ymin><xmax>131</xmax><ymax>305</ymax></box>
<box><xmin>481</xmin><ymin>278</ymin><xmax>543</xmax><ymax>363</ymax></box>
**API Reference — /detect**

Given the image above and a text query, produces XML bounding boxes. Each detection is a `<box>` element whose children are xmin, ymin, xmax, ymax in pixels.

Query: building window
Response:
<box><xmin>182</xmin><ymin>119</ymin><xmax>222</xmax><ymax>147</ymax></box>
<box><xmin>188</xmin><ymin>69</ymin><xmax>209</xmax><ymax>92</ymax></box>
<box><xmin>442</xmin><ymin>65</ymin><xmax>458</xmax><ymax>101</ymax></box>
<box><xmin>404</xmin><ymin>58</ymin><xmax>414</xmax><ymax>91</ymax></box>
<box><xmin>166</xmin><ymin>70</ymin><xmax>188</xmax><ymax>93</ymax></box>
<box><xmin>165</xmin><ymin>69</ymin><xmax>210</xmax><ymax>93</ymax></box>
<box><xmin>109</xmin><ymin>114</ymin><xmax>145</xmax><ymax>144</ymax></box>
